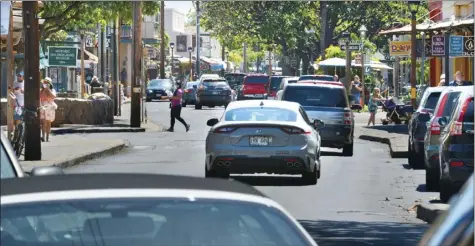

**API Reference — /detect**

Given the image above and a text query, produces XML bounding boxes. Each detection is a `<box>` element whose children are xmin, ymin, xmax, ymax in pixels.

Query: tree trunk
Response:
<box><xmin>319</xmin><ymin>1</ymin><xmax>328</xmax><ymax>60</ymax></box>
<box><xmin>301</xmin><ymin>54</ymin><xmax>310</xmax><ymax>75</ymax></box>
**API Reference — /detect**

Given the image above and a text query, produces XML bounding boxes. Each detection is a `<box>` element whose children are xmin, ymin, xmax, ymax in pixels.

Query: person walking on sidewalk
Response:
<box><xmin>161</xmin><ymin>82</ymin><xmax>190</xmax><ymax>132</ymax></box>
<box><xmin>367</xmin><ymin>88</ymin><xmax>383</xmax><ymax>126</ymax></box>
<box><xmin>40</xmin><ymin>77</ymin><xmax>58</xmax><ymax>142</ymax></box>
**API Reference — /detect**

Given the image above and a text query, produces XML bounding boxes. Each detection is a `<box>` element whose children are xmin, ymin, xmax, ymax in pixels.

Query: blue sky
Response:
<box><xmin>165</xmin><ymin>1</ymin><xmax>193</xmax><ymax>14</ymax></box>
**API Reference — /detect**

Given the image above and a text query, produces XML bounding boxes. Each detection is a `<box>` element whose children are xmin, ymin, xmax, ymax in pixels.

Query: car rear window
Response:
<box><xmin>270</xmin><ymin>77</ymin><xmax>284</xmax><ymax>90</ymax></box>
<box><xmin>225</xmin><ymin>107</ymin><xmax>297</xmax><ymax>122</ymax></box>
<box><xmin>283</xmin><ymin>86</ymin><xmax>348</xmax><ymax>108</ymax></box>
<box><xmin>245</xmin><ymin>76</ymin><xmax>269</xmax><ymax>84</ymax></box>
<box><xmin>442</xmin><ymin>92</ymin><xmax>462</xmax><ymax>117</ymax></box>
<box><xmin>464</xmin><ymin>100</ymin><xmax>474</xmax><ymax>122</ymax></box>
<box><xmin>424</xmin><ymin>92</ymin><xmax>441</xmax><ymax>110</ymax></box>
<box><xmin>298</xmin><ymin>75</ymin><xmax>333</xmax><ymax>82</ymax></box>
<box><xmin>203</xmin><ymin>81</ymin><xmax>228</xmax><ymax>87</ymax></box>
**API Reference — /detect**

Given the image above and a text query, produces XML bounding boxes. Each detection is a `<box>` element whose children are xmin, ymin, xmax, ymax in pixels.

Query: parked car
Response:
<box><xmin>238</xmin><ymin>74</ymin><xmax>270</xmax><ymax>100</ymax></box>
<box><xmin>276</xmin><ymin>77</ymin><xmax>299</xmax><ymax>100</ymax></box>
<box><xmin>205</xmin><ymin>100</ymin><xmax>323</xmax><ymax>184</ymax></box>
<box><xmin>182</xmin><ymin>81</ymin><xmax>199</xmax><ymax>107</ymax></box>
<box><xmin>408</xmin><ymin>87</ymin><xmax>444</xmax><ymax>169</ymax></box>
<box><xmin>195</xmin><ymin>78</ymin><xmax>233</xmax><ymax>109</ymax></box>
<box><xmin>419</xmin><ymin>174</ymin><xmax>473</xmax><ymax>246</ymax></box>
<box><xmin>298</xmin><ymin>75</ymin><xmax>334</xmax><ymax>82</ymax></box>
<box><xmin>0</xmin><ymin>173</ymin><xmax>318</xmax><ymax>246</ymax></box>
<box><xmin>424</xmin><ymin>86</ymin><xmax>468</xmax><ymax>191</ymax></box>
<box><xmin>1</xmin><ymin>131</ymin><xmax>63</xmax><ymax>179</ymax></box>
<box><xmin>281</xmin><ymin>82</ymin><xmax>354</xmax><ymax>156</ymax></box>
<box><xmin>145</xmin><ymin>79</ymin><xmax>175</xmax><ymax>102</ymax></box>
<box><xmin>268</xmin><ymin>76</ymin><xmax>288</xmax><ymax>99</ymax></box>
<box><xmin>438</xmin><ymin>87</ymin><xmax>473</xmax><ymax>202</ymax></box>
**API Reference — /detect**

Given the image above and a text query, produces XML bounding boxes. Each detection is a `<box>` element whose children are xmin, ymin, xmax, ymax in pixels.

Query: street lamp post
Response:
<box><xmin>409</xmin><ymin>1</ymin><xmax>419</xmax><ymax>109</ymax></box>
<box><xmin>342</xmin><ymin>31</ymin><xmax>351</xmax><ymax>93</ymax></box>
<box><xmin>170</xmin><ymin>42</ymin><xmax>175</xmax><ymax>79</ymax></box>
<box><xmin>225</xmin><ymin>51</ymin><xmax>229</xmax><ymax>72</ymax></box>
<box><xmin>359</xmin><ymin>25</ymin><xmax>367</xmax><ymax>106</ymax></box>
<box><xmin>188</xmin><ymin>45</ymin><xmax>193</xmax><ymax>80</ymax></box>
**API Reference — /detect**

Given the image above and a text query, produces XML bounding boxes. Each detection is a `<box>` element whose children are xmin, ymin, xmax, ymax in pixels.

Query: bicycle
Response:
<box><xmin>9</xmin><ymin>93</ymin><xmax>46</xmax><ymax>158</ymax></box>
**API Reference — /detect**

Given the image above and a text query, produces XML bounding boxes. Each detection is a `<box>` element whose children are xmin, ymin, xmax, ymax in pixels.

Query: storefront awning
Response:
<box><xmin>379</xmin><ymin>15</ymin><xmax>474</xmax><ymax>35</ymax></box>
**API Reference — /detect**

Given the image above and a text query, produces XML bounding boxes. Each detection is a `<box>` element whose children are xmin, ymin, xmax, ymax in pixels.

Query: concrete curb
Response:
<box><xmin>358</xmin><ymin>135</ymin><xmax>408</xmax><ymax>158</ymax></box>
<box><xmin>416</xmin><ymin>203</ymin><xmax>450</xmax><ymax>224</ymax></box>
<box><xmin>52</xmin><ymin>127</ymin><xmax>145</xmax><ymax>135</ymax></box>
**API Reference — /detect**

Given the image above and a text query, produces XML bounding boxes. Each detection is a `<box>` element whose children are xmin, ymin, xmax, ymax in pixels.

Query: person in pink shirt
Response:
<box><xmin>161</xmin><ymin>82</ymin><xmax>190</xmax><ymax>132</ymax></box>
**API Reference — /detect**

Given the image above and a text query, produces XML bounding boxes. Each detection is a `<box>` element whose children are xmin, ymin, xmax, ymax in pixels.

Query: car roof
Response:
<box><xmin>226</xmin><ymin>100</ymin><xmax>301</xmax><ymax>111</ymax></box>
<box><xmin>245</xmin><ymin>74</ymin><xmax>269</xmax><ymax>77</ymax></box>
<box><xmin>286</xmin><ymin>82</ymin><xmax>344</xmax><ymax>89</ymax></box>
<box><xmin>0</xmin><ymin>173</ymin><xmax>266</xmax><ymax>197</ymax></box>
<box><xmin>300</xmin><ymin>75</ymin><xmax>333</xmax><ymax>78</ymax></box>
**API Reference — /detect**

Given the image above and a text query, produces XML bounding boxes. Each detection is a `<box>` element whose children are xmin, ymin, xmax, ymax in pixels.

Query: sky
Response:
<box><xmin>165</xmin><ymin>1</ymin><xmax>193</xmax><ymax>14</ymax></box>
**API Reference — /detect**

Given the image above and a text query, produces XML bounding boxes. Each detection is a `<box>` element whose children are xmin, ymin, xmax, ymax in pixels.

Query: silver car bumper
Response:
<box><xmin>206</xmin><ymin>145</ymin><xmax>317</xmax><ymax>175</ymax></box>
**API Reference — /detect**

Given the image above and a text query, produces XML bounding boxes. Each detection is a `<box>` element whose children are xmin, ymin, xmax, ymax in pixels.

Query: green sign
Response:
<box><xmin>48</xmin><ymin>46</ymin><xmax>77</xmax><ymax>67</ymax></box>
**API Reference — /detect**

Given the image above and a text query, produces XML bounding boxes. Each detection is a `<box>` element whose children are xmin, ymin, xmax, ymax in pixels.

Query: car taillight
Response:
<box><xmin>344</xmin><ymin>111</ymin><xmax>352</xmax><ymax>125</ymax></box>
<box><xmin>281</xmin><ymin>127</ymin><xmax>310</xmax><ymax>134</ymax></box>
<box><xmin>430</xmin><ymin>118</ymin><xmax>441</xmax><ymax>135</ymax></box>
<box><xmin>214</xmin><ymin>127</ymin><xmax>237</xmax><ymax>133</ymax></box>
<box><xmin>450</xmin><ymin>161</ymin><xmax>464</xmax><ymax>167</ymax></box>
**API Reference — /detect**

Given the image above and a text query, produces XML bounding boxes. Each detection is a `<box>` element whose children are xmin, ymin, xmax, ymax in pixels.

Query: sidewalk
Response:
<box><xmin>19</xmin><ymin>134</ymin><xmax>127</xmax><ymax>172</ymax></box>
<box><xmin>353</xmin><ymin>111</ymin><xmax>408</xmax><ymax>158</ymax></box>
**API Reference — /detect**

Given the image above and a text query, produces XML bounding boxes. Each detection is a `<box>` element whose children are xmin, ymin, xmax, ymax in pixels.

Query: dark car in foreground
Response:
<box><xmin>438</xmin><ymin>88</ymin><xmax>474</xmax><ymax>202</ymax></box>
<box><xmin>195</xmin><ymin>78</ymin><xmax>233</xmax><ymax>109</ymax></box>
<box><xmin>146</xmin><ymin>79</ymin><xmax>175</xmax><ymax>102</ymax></box>
<box><xmin>282</xmin><ymin>82</ymin><xmax>354</xmax><ymax>156</ymax></box>
<box><xmin>408</xmin><ymin>87</ymin><xmax>444</xmax><ymax>169</ymax></box>
<box><xmin>419</xmin><ymin>174</ymin><xmax>473</xmax><ymax>246</ymax></box>
<box><xmin>182</xmin><ymin>81</ymin><xmax>199</xmax><ymax>106</ymax></box>
<box><xmin>0</xmin><ymin>174</ymin><xmax>318</xmax><ymax>246</ymax></box>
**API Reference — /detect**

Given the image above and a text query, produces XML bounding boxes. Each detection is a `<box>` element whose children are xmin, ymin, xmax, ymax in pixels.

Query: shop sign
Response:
<box><xmin>389</xmin><ymin>41</ymin><xmax>411</xmax><ymax>56</ymax></box>
<box><xmin>449</xmin><ymin>36</ymin><xmax>464</xmax><ymax>57</ymax></box>
<box><xmin>431</xmin><ymin>36</ymin><xmax>445</xmax><ymax>56</ymax></box>
<box><xmin>463</xmin><ymin>37</ymin><xmax>474</xmax><ymax>57</ymax></box>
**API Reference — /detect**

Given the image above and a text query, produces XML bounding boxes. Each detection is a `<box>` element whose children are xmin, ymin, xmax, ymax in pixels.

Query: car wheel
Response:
<box><xmin>182</xmin><ymin>102</ymin><xmax>187</xmax><ymax>107</ymax></box>
<box><xmin>408</xmin><ymin>139</ymin><xmax>415</xmax><ymax>167</ymax></box>
<box><xmin>342</xmin><ymin>143</ymin><xmax>353</xmax><ymax>156</ymax></box>
<box><xmin>302</xmin><ymin>163</ymin><xmax>318</xmax><ymax>185</ymax></box>
<box><xmin>195</xmin><ymin>103</ymin><xmax>202</xmax><ymax>110</ymax></box>
<box><xmin>205</xmin><ymin>167</ymin><xmax>216</xmax><ymax>178</ymax></box>
<box><xmin>440</xmin><ymin>179</ymin><xmax>455</xmax><ymax>203</ymax></box>
<box><xmin>425</xmin><ymin>168</ymin><xmax>440</xmax><ymax>191</ymax></box>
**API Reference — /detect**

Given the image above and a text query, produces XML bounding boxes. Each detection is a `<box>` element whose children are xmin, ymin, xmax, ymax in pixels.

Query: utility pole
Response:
<box><xmin>243</xmin><ymin>42</ymin><xmax>247</xmax><ymax>73</ymax></box>
<box><xmin>80</xmin><ymin>33</ymin><xmax>86</xmax><ymax>98</ymax></box>
<box><xmin>196</xmin><ymin>1</ymin><xmax>201</xmax><ymax>76</ymax></box>
<box><xmin>130</xmin><ymin>1</ymin><xmax>142</xmax><ymax>127</ymax></box>
<box><xmin>267</xmin><ymin>48</ymin><xmax>272</xmax><ymax>75</ymax></box>
<box><xmin>410</xmin><ymin>8</ymin><xmax>417</xmax><ymax>108</ymax></box>
<box><xmin>100</xmin><ymin>24</ymin><xmax>106</xmax><ymax>93</ymax></box>
<box><xmin>221</xmin><ymin>45</ymin><xmax>225</xmax><ymax>76</ymax></box>
<box><xmin>159</xmin><ymin>1</ymin><xmax>165</xmax><ymax>79</ymax></box>
<box><xmin>22</xmin><ymin>1</ymin><xmax>41</xmax><ymax>160</ymax></box>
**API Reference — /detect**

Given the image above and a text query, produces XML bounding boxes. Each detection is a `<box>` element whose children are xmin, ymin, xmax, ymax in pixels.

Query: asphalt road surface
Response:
<box><xmin>66</xmin><ymin>101</ymin><xmax>437</xmax><ymax>246</ymax></box>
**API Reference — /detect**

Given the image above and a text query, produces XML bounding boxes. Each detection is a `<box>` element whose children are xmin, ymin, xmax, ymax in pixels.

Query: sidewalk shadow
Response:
<box><xmin>366</xmin><ymin>125</ymin><xmax>408</xmax><ymax>135</ymax></box>
<box><xmin>299</xmin><ymin>219</ymin><xmax>427</xmax><ymax>246</ymax></box>
<box><xmin>232</xmin><ymin>175</ymin><xmax>310</xmax><ymax>186</ymax></box>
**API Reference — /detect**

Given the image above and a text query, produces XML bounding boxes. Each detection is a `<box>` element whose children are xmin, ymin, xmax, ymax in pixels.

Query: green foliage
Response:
<box><xmin>39</xmin><ymin>1</ymin><xmax>161</xmax><ymax>38</ymax></box>
<box><xmin>324</xmin><ymin>45</ymin><xmax>345</xmax><ymax>59</ymax></box>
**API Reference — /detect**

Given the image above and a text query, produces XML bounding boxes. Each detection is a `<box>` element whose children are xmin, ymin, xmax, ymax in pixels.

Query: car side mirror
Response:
<box><xmin>207</xmin><ymin>118</ymin><xmax>219</xmax><ymax>127</ymax></box>
<box><xmin>30</xmin><ymin>166</ymin><xmax>64</xmax><ymax>176</ymax></box>
<box><xmin>313</xmin><ymin>119</ymin><xmax>325</xmax><ymax>130</ymax></box>
<box><xmin>438</xmin><ymin>117</ymin><xmax>448</xmax><ymax>127</ymax></box>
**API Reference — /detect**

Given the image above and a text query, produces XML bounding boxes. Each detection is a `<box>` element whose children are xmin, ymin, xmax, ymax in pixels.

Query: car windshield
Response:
<box><xmin>225</xmin><ymin>107</ymin><xmax>297</xmax><ymax>122</ymax></box>
<box><xmin>1</xmin><ymin>145</ymin><xmax>16</xmax><ymax>179</ymax></box>
<box><xmin>149</xmin><ymin>80</ymin><xmax>172</xmax><ymax>88</ymax></box>
<box><xmin>245</xmin><ymin>76</ymin><xmax>269</xmax><ymax>84</ymax></box>
<box><xmin>270</xmin><ymin>77</ymin><xmax>284</xmax><ymax>90</ymax></box>
<box><xmin>0</xmin><ymin>198</ymin><xmax>309</xmax><ymax>246</ymax></box>
<box><xmin>186</xmin><ymin>82</ymin><xmax>198</xmax><ymax>89</ymax></box>
<box><xmin>284</xmin><ymin>86</ymin><xmax>347</xmax><ymax>108</ymax></box>
<box><xmin>298</xmin><ymin>76</ymin><xmax>333</xmax><ymax>82</ymax></box>
<box><xmin>423</xmin><ymin>92</ymin><xmax>441</xmax><ymax>110</ymax></box>
<box><xmin>203</xmin><ymin>81</ymin><xmax>228</xmax><ymax>87</ymax></box>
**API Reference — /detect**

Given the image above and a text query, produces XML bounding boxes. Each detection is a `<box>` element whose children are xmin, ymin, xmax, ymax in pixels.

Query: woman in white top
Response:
<box><xmin>39</xmin><ymin>77</ymin><xmax>57</xmax><ymax>142</ymax></box>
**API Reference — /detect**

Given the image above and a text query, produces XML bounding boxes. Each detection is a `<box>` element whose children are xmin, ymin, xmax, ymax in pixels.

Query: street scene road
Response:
<box><xmin>66</xmin><ymin>101</ymin><xmax>435</xmax><ymax>245</ymax></box>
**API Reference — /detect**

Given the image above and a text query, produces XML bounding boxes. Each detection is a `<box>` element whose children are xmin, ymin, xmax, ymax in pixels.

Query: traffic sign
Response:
<box><xmin>48</xmin><ymin>46</ymin><xmax>77</xmax><ymax>67</ymax></box>
<box><xmin>340</xmin><ymin>43</ymin><xmax>360</xmax><ymax>51</ymax></box>
<box><xmin>449</xmin><ymin>35</ymin><xmax>464</xmax><ymax>57</ymax></box>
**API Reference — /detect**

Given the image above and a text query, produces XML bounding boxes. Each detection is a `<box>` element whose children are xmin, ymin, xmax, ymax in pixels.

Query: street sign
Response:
<box><xmin>449</xmin><ymin>35</ymin><xmax>464</xmax><ymax>57</ymax></box>
<box><xmin>463</xmin><ymin>36</ymin><xmax>474</xmax><ymax>57</ymax></box>
<box><xmin>340</xmin><ymin>43</ymin><xmax>360</xmax><ymax>51</ymax></box>
<box><xmin>431</xmin><ymin>36</ymin><xmax>445</xmax><ymax>56</ymax></box>
<box><xmin>48</xmin><ymin>46</ymin><xmax>77</xmax><ymax>67</ymax></box>
<box><xmin>364</xmin><ymin>66</ymin><xmax>371</xmax><ymax>74</ymax></box>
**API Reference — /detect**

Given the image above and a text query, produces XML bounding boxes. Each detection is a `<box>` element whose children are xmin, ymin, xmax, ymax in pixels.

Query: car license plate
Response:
<box><xmin>249</xmin><ymin>136</ymin><xmax>270</xmax><ymax>146</ymax></box>
<box><xmin>156</xmin><ymin>94</ymin><xmax>161</xmax><ymax>97</ymax></box>
<box><xmin>254</xmin><ymin>94</ymin><xmax>263</xmax><ymax>98</ymax></box>
<box><xmin>212</xmin><ymin>91</ymin><xmax>219</xmax><ymax>95</ymax></box>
